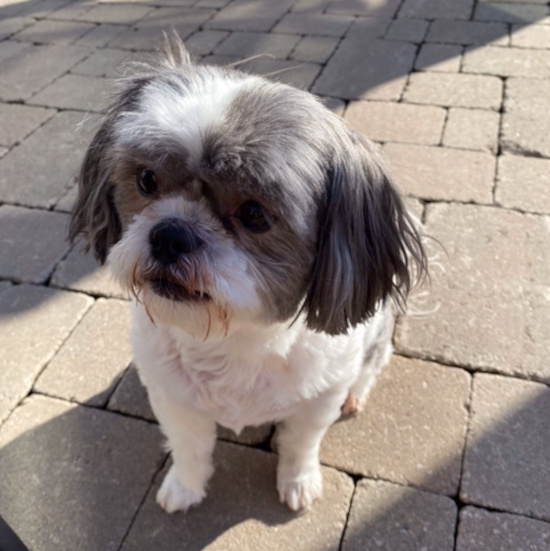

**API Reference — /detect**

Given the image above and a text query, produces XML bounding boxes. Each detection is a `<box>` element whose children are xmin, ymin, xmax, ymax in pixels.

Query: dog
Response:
<box><xmin>69</xmin><ymin>34</ymin><xmax>427</xmax><ymax>513</ymax></box>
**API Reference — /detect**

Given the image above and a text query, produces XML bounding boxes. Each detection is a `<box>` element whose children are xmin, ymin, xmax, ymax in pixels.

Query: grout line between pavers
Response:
<box><xmin>337</xmin><ymin>476</ymin><xmax>357</xmax><ymax>551</ymax></box>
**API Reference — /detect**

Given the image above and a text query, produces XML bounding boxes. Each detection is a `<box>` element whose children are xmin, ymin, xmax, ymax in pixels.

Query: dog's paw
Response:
<box><xmin>341</xmin><ymin>391</ymin><xmax>366</xmax><ymax>416</ymax></box>
<box><xmin>277</xmin><ymin>464</ymin><xmax>323</xmax><ymax>511</ymax></box>
<box><xmin>156</xmin><ymin>466</ymin><xmax>206</xmax><ymax>513</ymax></box>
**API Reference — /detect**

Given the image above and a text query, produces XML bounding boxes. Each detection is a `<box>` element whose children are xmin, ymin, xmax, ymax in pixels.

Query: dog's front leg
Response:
<box><xmin>148</xmin><ymin>391</ymin><xmax>217</xmax><ymax>513</ymax></box>
<box><xmin>276</xmin><ymin>390</ymin><xmax>345</xmax><ymax>511</ymax></box>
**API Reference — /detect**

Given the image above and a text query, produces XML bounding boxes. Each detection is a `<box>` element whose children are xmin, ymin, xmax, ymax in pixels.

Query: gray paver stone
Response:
<box><xmin>213</xmin><ymin>31</ymin><xmax>301</xmax><ymax>58</ymax></box>
<box><xmin>426</xmin><ymin>20</ymin><xmax>509</xmax><ymax>45</ymax></box>
<box><xmin>321</xmin><ymin>356</ymin><xmax>470</xmax><ymax>495</ymax></box>
<box><xmin>345</xmin><ymin>16</ymin><xmax>392</xmax><ymax>39</ymax></box>
<box><xmin>0</xmin><ymin>16</ymin><xmax>34</xmax><ymax>40</ymax></box>
<box><xmin>327</xmin><ymin>0</ymin><xmax>402</xmax><ymax>17</ymax></box>
<box><xmin>461</xmin><ymin>374</ymin><xmax>550</xmax><ymax>521</ymax></box>
<box><xmin>185</xmin><ymin>30</ymin><xmax>230</xmax><ymax>56</ymax></box>
<box><xmin>0</xmin><ymin>103</ymin><xmax>55</xmax><ymax>148</ymax></box>
<box><xmin>415</xmin><ymin>43</ymin><xmax>463</xmax><ymax>72</ymax></box>
<box><xmin>474</xmin><ymin>2</ymin><xmax>550</xmax><ymax>24</ymax></box>
<box><xmin>399</xmin><ymin>0</ymin><xmax>474</xmax><ymax>20</ymax></box>
<box><xmin>0</xmin><ymin>395</ymin><xmax>165</xmax><ymax>551</ymax></box>
<box><xmin>273</xmin><ymin>13</ymin><xmax>354</xmax><ymax>37</ymax></box>
<box><xmin>13</xmin><ymin>19</ymin><xmax>95</xmax><ymax>44</ymax></box>
<box><xmin>0</xmin><ymin>285</ymin><xmax>92</xmax><ymax>424</ymax></box>
<box><xmin>73</xmin><ymin>3</ymin><xmax>154</xmax><ymax>25</ymax></box>
<box><xmin>443</xmin><ymin>108</ymin><xmax>500</xmax><ymax>153</ymax></box>
<box><xmin>74</xmin><ymin>23</ymin><xmax>133</xmax><ymax>49</ymax></box>
<box><xmin>342</xmin><ymin>479</ymin><xmax>457</xmax><ymax>551</ymax></box>
<box><xmin>384</xmin><ymin>18</ymin><xmax>429</xmax><ymax>43</ymax></box>
<box><xmin>71</xmin><ymin>48</ymin><xmax>138</xmax><ymax>78</ymax></box>
<box><xmin>290</xmin><ymin>35</ymin><xmax>339</xmax><ymax>63</ymax></box>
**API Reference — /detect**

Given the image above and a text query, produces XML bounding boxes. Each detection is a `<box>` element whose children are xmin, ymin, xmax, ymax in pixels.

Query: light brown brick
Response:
<box><xmin>511</xmin><ymin>24</ymin><xmax>550</xmax><ymax>49</ymax></box>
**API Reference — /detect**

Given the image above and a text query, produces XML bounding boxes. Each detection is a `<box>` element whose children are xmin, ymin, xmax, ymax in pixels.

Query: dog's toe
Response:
<box><xmin>277</xmin><ymin>465</ymin><xmax>322</xmax><ymax>511</ymax></box>
<box><xmin>156</xmin><ymin>465</ymin><xmax>206</xmax><ymax>513</ymax></box>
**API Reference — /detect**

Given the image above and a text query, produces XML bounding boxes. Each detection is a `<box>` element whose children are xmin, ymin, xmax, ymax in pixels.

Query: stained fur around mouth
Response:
<box><xmin>149</xmin><ymin>277</ymin><xmax>210</xmax><ymax>302</ymax></box>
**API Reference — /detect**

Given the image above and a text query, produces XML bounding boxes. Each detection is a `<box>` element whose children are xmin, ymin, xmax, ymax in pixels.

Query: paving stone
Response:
<box><xmin>205</xmin><ymin>0</ymin><xmax>294</xmax><ymax>32</ymax></box>
<box><xmin>463</xmin><ymin>45</ymin><xmax>550</xmax><ymax>78</ymax></box>
<box><xmin>0</xmin><ymin>285</ymin><xmax>92</xmax><ymax>423</ymax></box>
<box><xmin>461</xmin><ymin>374</ymin><xmax>550</xmax><ymax>520</ymax></box>
<box><xmin>29</xmin><ymin>74</ymin><xmax>111</xmax><ymax>112</ymax></box>
<box><xmin>313</xmin><ymin>39</ymin><xmax>416</xmax><ymax>100</ymax></box>
<box><xmin>13</xmin><ymin>18</ymin><xmax>95</xmax><ymax>44</ymax></box>
<box><xmin>326</xmin><ymin>0</ymin><xmax>402</xmax><ymax>17</ymax></box>
<box><xmin>0</xmin><ymin>395</ymin><xmax>164</xmax><ymax>551</ymax></box>
<box><xmin>344</xmin><ymin>101</ymin><xmax>446</xmax><ymax>145</ymax></box>
<box><xmin>0</xmin><ymin>43</ymin><xmax>90</xmax><ymax>101</ymax></box>
<box><xmin>273</xmin><ymin>13</ymin><xmax>354</xmax><ymax>37</ymax></box>
<box><xmin>342</xmin><ymin>479</ymin><xmax>457</xmax><ymax>551</ymax></box>
<box><xmin>290</xmin><ymin>35</ymin><xmax>339</xmax><ymax>63</ymax></box>
<box><xmin>426</xmin><ymin>19</ymin><xmax>509</xmax><ymax>45</ymax></box>
<box><xmin>0</xmin><ymin>111</ymin><xmax>90</xmax><ymax>208</ymax></box>
<box><xmin>0</xmin><ymin>39</ymin><xmax>31</xmax><ymax>65</ymax></box>
<box><xmin>395</xmin><ymin>203</ymin><xmax>550</xmax><ymax>381</ymax></box>
<box><xmin>384</xmin><ymin>18</ymin><xmax>428</xmax><ymax>43</ymax></box>
<box><xmin>502</xmin><ymin>78</ymin><xmax>550</xmax><ymax>158</ymax></box>
<box><xmin>404</xmin><ymin>72</ymin><xmax>502</xmax><ymax>110</ymax></box>
<box><xmin>195</xmin><ymin>0</ymin><xmax>232</xmax><ymax>7</ymax></box>
<box><xmin>383</xmin><ymin>143</ymin><xmax>495</xmax><ymax>203</ymax></box>
<box><xmin>474</xmin><ymin>2</ymin><xmax>550</xmax><ymax>24</ymax></box>
<box><xmin>185</xmin><ymin>30</ymin><xmax>230</xmax><ymax>56</ymax></box>
<box><xmin>511</xmin><ymin>23</ymin><xmax>550</xmax><ymax>48</ymax></box>
<box><xmin>71</xmin><ymin>48</ymin><xmax>138</xmax><ymax>77</ymax></box>
<box><xmin>321</xmin><ymin>356</ymin><xmax>470</xmax><ymax>495</ymax></box>
<box><xmin>0</xmin><ymin>15</ymin><xmax>34</xmax><ymax>40</ymax></box>
<box><xmin>213</xmin><ymin>31</ymin><xmax>301</xmax><ymax>59</ymax></box>
<box><xmin>0</xmin><ymin>103</ymin><xmax>55</xmax><ymax>148</ymax></box>
<box><xmin>345</xmin><ymin>16</ymin><xmax>392</xmax><ymax>39</ymax></box>
<box><xmin>108</xmin><ymin>364</ymin><xmax>156</xmax><ymax>421</ymax></box>
<box><xmin>456</xmin><ymin>506</ymin><xmax>550</xmax><ymax>551</ymax></box>
<box><xmin>74</xmin><ymin>23</ymin><xmax>132</xmax><ymax>48</ymax></box>
<box><xmin>34</xmin><ymin>298</ymin><xmax>131</xmax><ymax>407</ymax></box>
<box><xmin>291</xmin><ymin>0</ymin><xmax>332</xmax><ymax>13</ymax></box>
<box><xmin>496</xmin><ymin>155</ymin><xmax>550</xmax><ymax>213</ymax></box>
<box><xmin>399</xmin><ymin>0</ymin><xmax>474</xmax><ymax>20</ymax></box>
<box><xmin>73</xmin><ymin>3</ymin><xmax>153</xmax><ymax>24</ymax></box>
<box><xmin>0</xmin><ymin>205</ymin><xmax>72</xmax><ymax>283</ymax></box>
<box><xmin>43</xmin><ymin>0</ymin><xmax>91</xmax><ymax>21</ymax></box>
<box><xmin>443</xmin><ymin>108</ymin><xmax>500</xmax><ymax>153</ymax></box>
<box><xmin>415</xmin><ymin>43</ymin><xmax>463</xmax><ymax>72</ymax></box>
<box><xmin>121</xmin><ymin>442</ymin><xmax>353</xmax><ymax>551</ymax></box>
<box><xmin>9</xmin><ymin>0</ymin><xmax>72</xmax><ymax>19</ymax></box>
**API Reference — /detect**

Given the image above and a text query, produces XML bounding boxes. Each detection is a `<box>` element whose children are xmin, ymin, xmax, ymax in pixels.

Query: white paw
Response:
<box><xmin>156</xmin><ymin>466</ymin><xmax>206</xmax><ymax>513</ymax></box>
<box><xmin>277</xmin><ymin>464</ymin><xmax>323</xmax><ymax>511</ymax></box>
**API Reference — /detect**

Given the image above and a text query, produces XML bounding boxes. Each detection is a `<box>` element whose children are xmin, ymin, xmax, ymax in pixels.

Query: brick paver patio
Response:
<box><xmin>1</xmin><ymin>0</ymin><xmax>549</xmax><ymax>549</ymax></box>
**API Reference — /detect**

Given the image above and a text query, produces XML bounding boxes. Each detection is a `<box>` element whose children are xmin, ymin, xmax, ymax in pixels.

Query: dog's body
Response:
<box><xmin>70</xmin><ymin>35</ymin><xmax>426</xmax><ymax>513</ymax></box>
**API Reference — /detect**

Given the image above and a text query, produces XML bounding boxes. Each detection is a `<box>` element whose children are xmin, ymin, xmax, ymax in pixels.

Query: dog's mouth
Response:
<box><xmin>149</xmin><ymin>278</ymin><xmax>211</xmax><ymax>302</ymax></box>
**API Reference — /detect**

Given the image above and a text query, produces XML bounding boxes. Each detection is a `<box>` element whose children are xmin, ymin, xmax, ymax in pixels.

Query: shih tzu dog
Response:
<box><xmin>70</xmin><ymin>34</ymin><xmax>426</xmax><ymax>513</ymax></box>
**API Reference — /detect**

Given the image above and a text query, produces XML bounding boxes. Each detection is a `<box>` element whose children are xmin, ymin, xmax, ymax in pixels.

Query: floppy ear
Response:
<box><xmin>303</xmin><ymin>133</ymin><xmax>427</xmax><ymax>335</ymax></box>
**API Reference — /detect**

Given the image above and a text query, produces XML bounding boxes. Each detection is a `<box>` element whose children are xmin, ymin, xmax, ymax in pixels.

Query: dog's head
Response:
<box><xmin>70</xmin><ymin>34</ymin><xmax>426</xmax><ymax>337</ymax></box>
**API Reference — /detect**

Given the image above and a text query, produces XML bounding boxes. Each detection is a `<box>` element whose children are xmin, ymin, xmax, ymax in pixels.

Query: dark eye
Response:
<box><xmin>136</xmin><ymin>168</ymin><xmax>158</xmax><ymax>196</ymax></box>
<box><xmin>237</xmin><ymin>201</ymin><xmax>271</xmax><ymax>233</ymax></box>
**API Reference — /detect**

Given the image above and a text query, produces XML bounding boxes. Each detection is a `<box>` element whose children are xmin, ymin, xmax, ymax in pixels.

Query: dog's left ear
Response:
<box><xmin>303</xmin><ymin>132</ymin><xmax>427</xmax><ymax>335</ymax></box>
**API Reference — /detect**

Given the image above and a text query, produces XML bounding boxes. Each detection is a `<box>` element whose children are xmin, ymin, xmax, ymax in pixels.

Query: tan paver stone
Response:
<box><xmin>463</xmin><ymin>45</ymin><xmax>550</xmax><ymax>78</ymax></box>
<box><xmin>461</xmin><ymin>374</ymin><xmax>550</xmax><ymax>520</ymax></box>
<box><xmin>213</xmin><ymin>31</ymin><xmax>301</xmax><ymax>58</ymax></box>
<box><xmin>456</xmin><ymin>506</ymin><xmax>550</xmax><ymax>551</ymax></box>
<box><xmin>383</xmin><ymin>143</ymin><xmax>495</xmax><ymax>203</ymax></box>
<box><xmin>0</xmin><ymin>395</ymin><xmax>165</xmax><ymax>551</ymax></box>
<box><xmin>121</xmin><ymin>442</ymin><xmax>353</xmax><ymax>551</ymax></box>
<box><xmin>34</xmin><ymin>298</ymin><xmax>131</xmax><ymax>407</ymax></box>
<box><xmin>502</xmin><ymin>78</ymin><xmax>550</xmax><ymax>158</ymax></box>
<box><xmin>13</xmin><ymin>18</ymin><xmax>95</xmax><ymax>44</ymax></box>
<box><xmin>342</xmin><ymin>479</ymin><xmax>457</xmax><ymax>551</ymax></box>
<box><xmin>29</xmin><ymin>74</ymin><xmax>111</xmax><ymax>112</ymax></box>
<box><xmin>185</xmin><ymin>30</ymin><xmax>230</xmax><ymax>56</ymax></box>
<box><xmin>395</xmin><ymin>203</ymin><xmax>550</xmax><ymax>381</ymax></box>
<box><xmin>385</xmin><ymin>17</ymin><xmax>429</xmax><ymax>43</ymax></box>
<box><xmin>321</xmin><ymin>356</ymin><xmax>470</xmax><ymax>495</ymax></box>
<box><xmin>415</xmin><ymin>43</ymin><xmax>463</xmax><ymax>72</ymax></box>
<box><xmin>399</xmin><ymin>0</ymin><xmax>474</xmax><ymax>20</ymax></box>
<box><xmin>511</xmin><ymin>23</ymin><xmax>550</xmax><ymax>48</ymax></box>
<box><xmin>443</xmin><ymin>108</ymin><xmax>500</xmax><ymax>153</ymax></box>
<box><xmin>0</xmin><ymin>205</ymin><xmax>71</xmax><ymax>283</ymax></box>
<box><xmin>0</xmin><ymin>43</ymin><xmax>90</xmax><ymax>101</ymax></box>
<box><xmin>404</xmin><ymin>72</ymin><xmax>502</xmax><ymax>110</ymax></box>
<box><xmin>0</xmin><ymin>103</ymin><xmax>55</xmax><ymax>148</ymax></box>
<box><xmin>0</xmin><ymin>111</ymin><xmax>90</xmax><ymax>208</ymax></box>
<box><xmin>205</xmin><ymin>0</ymin><xmax>294</xmax><ymax>32</ymax></box>
<box><xmin>426</xmin><ymin>19</ymin><xmax>509</xmax><ymax>45</ymax></box>
<box><xmin>474</xmin><ymin>2</ymin><xmax>550</xmax><ymax>24</ymax></box>
<box><xmin>327</xmin><ymin>0</ymin><xmax>402</xmax><ymax>17</ymax></box>
<box><xmin>496</xmin><ymin>155</ymin><xmax>550</xmax><ymax>213</ymax></box>
<box><xmin>71</xmin><ymin>48</ymin><xmax>137</xmax><ymax>77</ymax></box>
<box><xmin>313</xmin><ymin>39</ymin><xmax>416</xmax><ymax>100</ymax></box>
<box><xmin>273</xmin><ymin>13</ymin><xmax>354</xmax><ymax>37</ymax></box>
<box><xmin>290</xmin><ymin>35</ymin><xmax>340</xmax><ymax>63</ymax></box>
<box><xmin>0</xmin><ymin>285</ymin><xmax>92</xmax><ymax>423</ymax></box>
<box><xmin>345</xmin><ymin>101</ymin><xmax>446</xmax><ymax>145</ymax></box>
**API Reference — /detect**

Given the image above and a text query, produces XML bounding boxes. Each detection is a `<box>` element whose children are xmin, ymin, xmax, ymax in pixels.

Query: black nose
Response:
<box><xmin>149</xmin><ymin>219</ymin><xmax>203</xmax><ymax>264</ymax></box>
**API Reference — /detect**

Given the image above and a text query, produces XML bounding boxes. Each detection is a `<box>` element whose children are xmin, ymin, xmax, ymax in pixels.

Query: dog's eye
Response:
<box><xmin>237</xmin><ymin>201</ymin><xmax>271</xmax><ymax>233</ymax></box>
<box><xmin>137</xmin><ymin>169</ymin><xmax>158</xmax><ymax>196</ymax></box>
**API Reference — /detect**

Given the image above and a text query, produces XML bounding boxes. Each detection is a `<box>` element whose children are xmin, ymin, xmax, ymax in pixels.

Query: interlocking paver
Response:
<box><xmin>0</xmin><ymin>285</ymin><xmax>92</xmax><ymax>423</ymax></box>
<box><xmin>345</xmin><ymin>16</ymin><xmax>391</xmax><ymax>39</ymax></box>
<box><xmin>415</xmin><ymin>43</ymin><xmax>463</xmax><ymax>72</ymax></box>
<box><xmin>399</xmin><ymin>0</ymin><xmax>474</xmax><ymax>20</ymax></box>
<box><xmin>185</xmin><ymin>29</ymin><xmax>230</xmax><ymax>56</ymax></box>
<box><xmin>72</xmin><ymin>3</ymin><xmax>153</xmax><ymax>25</ymax></box>
<box><xmin>327</xmin><ymin>0</ymin><xmax>402</xmax><ymax>17</ymax></box>
<box><xmin>496</xmin><ymin>155</ymin><xmax>550</xmax><ymax>213</ymax></box>
<box><xmin>456</xmin><ymin>506</ymin><xmax>550</xmax><ymax>551</ymax></box>
<box><xmin>34</xmin><ymin>298</ymin><xmax>132</xmax><ymax>406</ymax></box>
<box><xmin>442</xmin><ymin>107</ymin><xmax>500</xmax><ymax>152</ymax></box>
<box><xmin>74</xmin><ymin>23</ymin><xmax>132</xmax><ymax>48</ymax></box>
<box><xmin>384</xmin><ymin>17</ymin><xmax>428</xmax><ymax>43</ymax></box>
<box><xmin>321</xmin><ymin>356</ymin><xmax>470</xmax><ymax>495</ymax></box>
<box><xmin>289</xmin><ymin>35</ymin><xmax>339</xmax><ymax>63</ymax></box>
<box><xmin>0</xmin><ymin>103</ymin><xmax>55</xmax><ymax>148</ymax></box>
<box><xmin>0</xmin><ymin>15</ymin><xmax>33</xmax><ymax>40</ymax></box>
<box><xmin>121</xmin><ymin>442</ymin><xmax>353</xmax><ymax>551</ymax></box>
<box><xmin>511</xmin><ymin>23</ymin><xmax>550</xmax><ymax>48</ymax></box>
<box><xmin>426</xmin><ymin>19</ymin><xmax>509</xmax><ymax>45</ymax></box>
<box><xmin>272</xmin><ymin>13</ymin><xmax>354</xmax><ymax>37</ymax></box>
<box><xmin>13</xmin><ymin>18</ymin><xmax>95</xmax><ymax>44</ymax></box>
<box><xmin>342</xmin><ymin>479</ymin><xmax>457</xmax><ymax>551</ymax></box>
<box><xmin>71</xmin><ymin>48</ymin><xmax>137</xmax><ymax>77</ymax></box>
<box><xmin>461</xmin><ymin>374</ymin><xmax>550</xmax><ymax>521</ymax></box>
<box><xmin>213</xmin><ymin>31</ymin><xmax>301</xmax><ymax>58</ymax></box>
<box><xmin>474</xmin><ymin>2</ymin><xmax>550</xmax><ymax>24</ymax></box>
<box><xmin>0</xmin><ymin>395</ymin><xmax>164</xmax><ymax>551</ymax></box>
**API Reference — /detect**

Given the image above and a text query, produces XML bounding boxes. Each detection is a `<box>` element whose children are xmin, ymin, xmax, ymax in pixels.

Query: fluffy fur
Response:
<box><xmin>70</xmin><ymin>34</ymin><xmax>426</xmax><ymax>513</ymax></box>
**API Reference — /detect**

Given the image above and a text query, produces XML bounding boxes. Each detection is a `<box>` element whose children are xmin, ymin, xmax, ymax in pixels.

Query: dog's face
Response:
<box><xmin>70</xmin><ymin>35</ymin><xmax>425</xmax><ymax>336</ymax></box>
